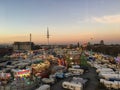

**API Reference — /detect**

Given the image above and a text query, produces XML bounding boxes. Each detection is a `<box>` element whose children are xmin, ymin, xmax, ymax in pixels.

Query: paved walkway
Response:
<box><xmin>83</xmin><ymin>67</ymin><xmax>99</xmax><ymax>90</ymax></box>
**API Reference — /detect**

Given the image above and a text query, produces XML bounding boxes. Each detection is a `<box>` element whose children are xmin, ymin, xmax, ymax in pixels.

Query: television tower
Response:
<box><xmin>30</xmin><ymin>33</ymin><xmax>31</xmax><ymax>42</ymax></box>
<box><xmin>30</xmin><ymin>33</ymin><xmax>32</xmax><ymax>50</ymax></box>
<box><xmin>47</xmin><ymin>27</ymin><xmax>50</xmax><ymax>45</ymax></box>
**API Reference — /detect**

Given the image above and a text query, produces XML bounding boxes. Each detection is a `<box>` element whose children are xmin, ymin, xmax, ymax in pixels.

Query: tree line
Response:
<box><xmin>86</xmin><ymin>44</ymin><xmax>120</xmax><ymax>57</ymax></box>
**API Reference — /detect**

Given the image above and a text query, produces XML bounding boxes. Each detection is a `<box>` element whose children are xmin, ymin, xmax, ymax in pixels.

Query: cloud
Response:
<box><xmin>93</xmin><ymin>15</ymin><xmax>120</xmax><ymax>23</ymax></box>
<box><xmin>82</xmin><ymin>14</ymin><xmax>120</xmax><ymax>24</ymax></box>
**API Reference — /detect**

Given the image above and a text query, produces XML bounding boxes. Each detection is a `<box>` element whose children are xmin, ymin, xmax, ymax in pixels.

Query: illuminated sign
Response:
<box><xmin>17</xmin><ymin>70</ymin><xmax>30</xmax><ymax>75</ymax></box>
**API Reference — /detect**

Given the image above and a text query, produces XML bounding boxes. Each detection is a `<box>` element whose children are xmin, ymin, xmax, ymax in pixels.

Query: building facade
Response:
<box><xmin>13</xmin><ymin>42</ymin><xmax>34</xmax><ymax>51</ymax></box>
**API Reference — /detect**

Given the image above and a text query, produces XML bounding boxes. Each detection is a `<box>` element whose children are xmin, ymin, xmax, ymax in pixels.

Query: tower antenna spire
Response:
<box><xmin>30</xmin><ymin>33</ymin><xmax>31</xmax><ymax>43</ymax></box>
<box><xmin>30</xmin><ymin>33</ymin><xmax>32</xmax><ymax>50</ymax></box>
<box><xmin>47</xmin><ymin>27</ymin><xmax>50</xmax><ymax>45</ymax></box>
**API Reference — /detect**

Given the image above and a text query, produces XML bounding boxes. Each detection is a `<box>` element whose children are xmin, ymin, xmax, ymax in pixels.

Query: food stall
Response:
<box><xmin>12</xmin><ymin>68</ymin><xmax>31</xmax><ymax>79</ymax></box>
<box><xmin>0</xmin><ymin>72</ymin><xmax>11</xmax><ymax>85</ymax></box>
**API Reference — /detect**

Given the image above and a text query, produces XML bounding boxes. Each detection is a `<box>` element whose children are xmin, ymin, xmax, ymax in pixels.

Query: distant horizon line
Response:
<box><xmin>0</xmin><ymin>42</ymin><xmax>120</xmax><ymax>45</ymax></box>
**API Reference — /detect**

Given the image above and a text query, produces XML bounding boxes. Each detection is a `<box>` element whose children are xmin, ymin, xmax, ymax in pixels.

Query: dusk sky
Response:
<box><xmin>0</xmin><ymin>0</ymin><xmax>120</xmax><ymax>44</ymax></box>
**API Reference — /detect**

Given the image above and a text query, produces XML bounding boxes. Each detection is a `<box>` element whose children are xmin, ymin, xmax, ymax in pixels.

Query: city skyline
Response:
<box><xmin>0</xmin><ymin>0</ymin><xmax>120</xmax><ymax>44</ymax></box>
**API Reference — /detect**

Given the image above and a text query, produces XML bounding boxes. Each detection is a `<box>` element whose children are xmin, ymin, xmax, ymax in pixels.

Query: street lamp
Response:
<box><xmin>70</xmin><ymin>57</ymin><xmax>73</xmax><ymax>60</ymax></box>
<box><xmin>90</xmin><ymin>38</ymin><xmax>93</xmax><ymax>56</ymax></box>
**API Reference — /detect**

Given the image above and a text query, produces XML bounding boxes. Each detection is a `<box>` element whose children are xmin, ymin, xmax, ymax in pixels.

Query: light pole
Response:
<box><xmin>90</xmin><ymin>38</ymin><xmax>93</xmax><ymax>56</ymax></box>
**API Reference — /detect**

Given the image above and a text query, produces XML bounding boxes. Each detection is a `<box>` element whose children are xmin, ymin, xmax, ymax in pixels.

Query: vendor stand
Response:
<box><xmin>0</xmin><ymin>72</ymin><xmax>11</xmax><ymax>85</ymax></box>
<box><xmin>12</xmin><ymin>68</ymin><xmax>31</xmax><ymax>80</ymax></box>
